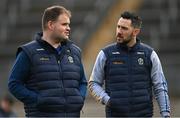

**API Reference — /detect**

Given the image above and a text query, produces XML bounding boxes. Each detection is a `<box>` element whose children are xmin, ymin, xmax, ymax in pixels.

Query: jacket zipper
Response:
<box><xmin>127</xmin><ymin>48</ymin><xmax>132</xmax><ymax>114</ymax></box>
<box><xmin>57</xmin><ymin>58</ymin><xmax>67</xmax><ymax>116</ymax></box>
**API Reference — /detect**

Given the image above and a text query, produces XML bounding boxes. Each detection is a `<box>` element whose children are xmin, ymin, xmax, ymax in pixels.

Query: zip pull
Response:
<box><xmin>58</xmin><ymin>60</ymin><xmax>60</xmax><ymax>64</ymax></box>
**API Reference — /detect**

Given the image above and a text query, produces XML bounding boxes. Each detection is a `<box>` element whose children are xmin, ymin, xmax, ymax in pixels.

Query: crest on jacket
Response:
<box><xmin>68</xmin><ymin>56</ymin><xmax>74</xmax><ymax>63</ymax></box>
<box><xmin>138</xmin><ymin>57</ymin><xmax>144</xmax><ymax>65</ymax></box>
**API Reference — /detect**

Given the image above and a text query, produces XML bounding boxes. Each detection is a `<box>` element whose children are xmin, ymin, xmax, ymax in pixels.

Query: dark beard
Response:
<box><xmin>56</xmin><ymin>37</ymin><xmax>67</xmax><ymax>42</ymax></box>
<box><xmin>118</xmin><ymin>37</ymin><xmax>132</xmax><ymax>46</ymax></box>
<box><xmin>120</xmin><ymin>40</ymin><xmax>128</xmax><ymax>45</ymax></box>
<box><xmin>118</xmin><ymin>34</ymin><xmax>133</xmax><ymax>46</ymax></box>
<box><xmin>53</xmin><ymin>35</ymin><xmax>68</xmax><ymax>44</ymax></box>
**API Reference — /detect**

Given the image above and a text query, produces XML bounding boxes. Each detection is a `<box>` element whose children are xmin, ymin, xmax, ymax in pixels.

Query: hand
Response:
<box><xmin>106</xmin><ymin>99</ymin><xmax>111</xmax><ymax>107</ymax></box>
<box><xmin>164</xmin><ymin>116</ymin><xmax>170</xmax><ymax>118</ymax></box>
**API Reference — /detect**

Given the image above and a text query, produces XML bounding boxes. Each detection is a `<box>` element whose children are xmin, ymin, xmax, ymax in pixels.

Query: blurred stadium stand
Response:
<box><xmin>138</xmin><ymin>0</ymin><xmax>180</xmax><ymax>96</ymax></box>
<box><xmin>0</xmin><ymin>0</ymin><xmax>179</xmax><ymax>116</ymax></box>
<box><xmin>0</xmin><ymin>0</ymin><xmax>115</xmax><ymax>55</ymax></box>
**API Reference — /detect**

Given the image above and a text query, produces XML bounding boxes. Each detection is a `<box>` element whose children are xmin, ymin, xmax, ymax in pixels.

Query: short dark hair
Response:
<box><xmin>121</xmin><ymin>11</ymin><xmax>142</xmax><ymax>28</ymax></box>
<box><xmin>42</xmin><ymin>5</ymin><xmax>71</xmax><ymax>30</ymax></box>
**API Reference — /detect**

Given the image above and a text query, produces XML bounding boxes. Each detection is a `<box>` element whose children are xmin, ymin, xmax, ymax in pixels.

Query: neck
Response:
<box><xmin>127</xmin><ymin>37</ymin><xmax>136</xmax><ymax>48</ymax></box>
<box><xmin>42</xmin><ymin>31</ymin><xmax>61</xmax><ymax>48</ymax></box>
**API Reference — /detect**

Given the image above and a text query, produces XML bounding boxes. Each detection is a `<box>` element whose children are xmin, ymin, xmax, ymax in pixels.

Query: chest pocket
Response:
<box><xmin>107</xmin><ymin>56</ymin><xmax>128</xmax><ymax>76</ymax></box>
<box><xmin>134</xmin><ymin>56</ymin><xmax>146</xmax><ymax>67</ymax></box>
<box><xmin>60</xmin><ymin>49</ymin><xmax>81</xmax><ymax>81</ymax></box>
<box><xmin>131</xmin><ymin>51</ymin><xmax>150</xmax><ymax>75</ymax></box>
<box><xmin>60</xmin><ymin>49</ymin><xmax>80</xmax><ymax>65</ymax></box>
<box><xmin>132</xmin><ymin>51</ymin><xmax>149</xmax><ymax>67</ymax></box>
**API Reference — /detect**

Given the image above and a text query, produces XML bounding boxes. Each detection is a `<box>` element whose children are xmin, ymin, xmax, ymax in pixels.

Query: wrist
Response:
<box><xmin>102</xmin><ymin>96</ymin><xmax>110</xmax><ymax>105</ymax></box>
<box><xmin>161</xmin><ymin>111</ymin><xmax>170</xmax><ymax>118</ymax></box>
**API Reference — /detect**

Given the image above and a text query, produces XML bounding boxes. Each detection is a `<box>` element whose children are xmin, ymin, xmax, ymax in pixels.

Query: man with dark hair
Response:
<box><xmin>8</xmin><ymin>5</ymin><xmax>87</xmax><ymax>117</ymax></box>
<box><xmin>89</xmin><ymin>11</ymin><xmax>170</xmax><ymax>117</ymax></box>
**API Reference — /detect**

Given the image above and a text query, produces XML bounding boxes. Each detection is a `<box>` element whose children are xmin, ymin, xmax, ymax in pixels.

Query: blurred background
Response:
<box><xmin>0</xmin><ymin>0</ymin><xmax>179</xmax><ymax>117</ymax></box>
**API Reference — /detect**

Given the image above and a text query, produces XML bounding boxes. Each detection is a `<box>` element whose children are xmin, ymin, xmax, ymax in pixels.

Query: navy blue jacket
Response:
<box><xmin>8</xmin><ymin>32</ymin><xmax>87</xmax><ymax>117</ymax></box>
<box><xmin>103</xmin><ymin>40</ymin><xmax>153</xmax><ymax>117</ymax></box>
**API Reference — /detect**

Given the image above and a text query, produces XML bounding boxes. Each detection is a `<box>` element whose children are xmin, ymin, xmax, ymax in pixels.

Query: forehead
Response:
<box><xmin>57</xmin><ymin>13</ymin><xmax>70</xmax><ymax>22</ymax></box>
<box><xmin>117</xmin><ymin>17</ymin><xmax>132</xmax><ymax>27</ymax></box>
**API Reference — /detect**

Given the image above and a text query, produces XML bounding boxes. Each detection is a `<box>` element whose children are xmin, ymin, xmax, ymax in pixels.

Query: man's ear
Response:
<box><xmin>133</xmin><ymin>28</ymin><xmax>140</xmax><ymax>36</ymax></box>
<box><xmin>47</xmin><ymin>21</ymin><xmax>54</xmax><ymax>30</ymax></box>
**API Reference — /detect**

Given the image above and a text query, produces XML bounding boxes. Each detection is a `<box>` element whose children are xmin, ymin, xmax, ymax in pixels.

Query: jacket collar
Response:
<box><xmin>34</xmin><ymin>32</ymin><xmax>72</xmax><ymax>54</ymax></box>
<box><xmin>116</xmin><ymin>38</ymin><xmax>141</xmax><ymax>52</ymax></box>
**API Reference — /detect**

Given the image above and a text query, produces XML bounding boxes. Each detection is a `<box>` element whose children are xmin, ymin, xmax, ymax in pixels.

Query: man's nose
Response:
<box><xmin>67</xmin><ymin>26</ymin><xmax>70</xmax><ymax>31</ymax></box>
<box><xmin>118</xmin><ymin>28</ymin><xmax>123</xmax><ymax>34</ymax></box>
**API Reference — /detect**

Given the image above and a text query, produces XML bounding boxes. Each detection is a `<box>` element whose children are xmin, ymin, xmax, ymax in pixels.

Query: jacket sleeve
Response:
<box><xmin>8</xmin><ymin>51</ymin><xmax>38</xmax><ymax>104</ymax></box>
<box><xmin>88</xmin><ymin>50</ymin><xmax>110</xmax><ymax>105</ymax></box>
<box><xmin>151</xmin><ymin>51</ymin><xmax>171</xmax><ymax>117</ymax></box>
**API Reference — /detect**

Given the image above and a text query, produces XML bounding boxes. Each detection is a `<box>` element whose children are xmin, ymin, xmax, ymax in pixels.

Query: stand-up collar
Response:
<box><xmin>34</xmin><ymin>32</ymin><xmax>72</xmax><ymax>53</ymax></box>
<box><xmin>116</xmin><ymin>38</ymin><xmax>141</xmax><ymax>52</ymax></box>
